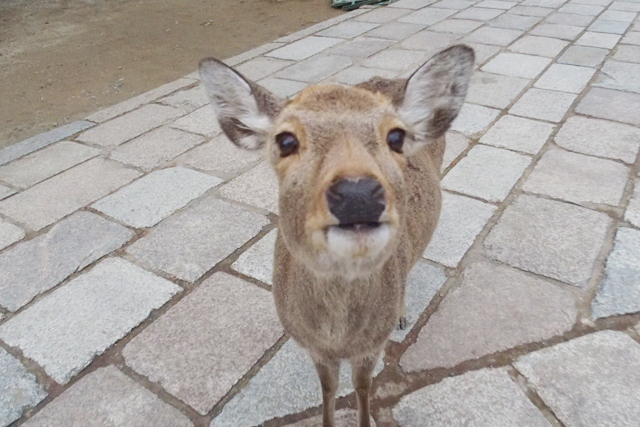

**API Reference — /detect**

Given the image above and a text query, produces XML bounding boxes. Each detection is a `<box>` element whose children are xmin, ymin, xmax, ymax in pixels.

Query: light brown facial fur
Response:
<box><xmin>199</xmin><ymin>45</ymin><xmax>475</xmax><ymax>427</ymax></box>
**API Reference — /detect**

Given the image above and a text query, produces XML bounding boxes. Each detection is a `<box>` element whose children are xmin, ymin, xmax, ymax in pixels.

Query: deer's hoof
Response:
<box><xmin>398</xmin><ymin>317</ymin><xmax>407</xmax><ymax>330</ymax></box>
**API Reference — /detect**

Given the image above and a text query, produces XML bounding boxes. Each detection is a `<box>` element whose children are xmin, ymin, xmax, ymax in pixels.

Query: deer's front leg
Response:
<box><xmin>314</xmin><ymin>358</ymin><xmax>340</xmax><ymax>427</ymax></box>
<box><xmin>351</xmin><ymin>353</ymin><xmax>379</xmax><ymax>427</ymax></box>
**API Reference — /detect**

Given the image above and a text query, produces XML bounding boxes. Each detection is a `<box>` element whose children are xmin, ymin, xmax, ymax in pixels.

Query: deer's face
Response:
<box><xmin>200</xmin><ymin>46</ymin><xmax>474</xmax><ymax>277</ymax></box>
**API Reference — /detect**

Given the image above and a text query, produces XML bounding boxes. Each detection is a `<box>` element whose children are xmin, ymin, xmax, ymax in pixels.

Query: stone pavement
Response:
<box><xmin>1</xmin><ymin>0</ymin><xmax>640</xmax><ymax>424</ymax></box>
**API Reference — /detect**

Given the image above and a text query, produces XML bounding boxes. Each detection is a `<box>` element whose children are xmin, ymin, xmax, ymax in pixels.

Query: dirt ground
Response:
<box><xmin>0</xmin><ymin>0</ymin><xmax>343</xmax><ymax>149</ymax></box>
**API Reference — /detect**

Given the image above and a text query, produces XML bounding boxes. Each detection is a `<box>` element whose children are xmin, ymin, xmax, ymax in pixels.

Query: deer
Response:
<box><xmin>199</xmin><ymin>44</ymin><xmax>474</xmax><ymax>427</ymax></box>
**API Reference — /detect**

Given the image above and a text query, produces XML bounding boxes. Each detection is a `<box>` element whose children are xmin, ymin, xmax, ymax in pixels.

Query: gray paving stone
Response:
<box><xmin>328</xmin><ymin>66</ymin><xmax>397</xmax><ymax>85</ymax></box>
<box><xmin>389</xmin><ymin>0</ymin><xmax>439</xmax><ymax>8</ymax></box>
<box><xmin>363</xmin><ymin>49</ymin><xmax>430</xmax><ymax>71</ymax></box>
<box><xmin>442</xmin><ymin>131</ymin><xmax>471</xmax><ymax>170</ymax></box>
<box><xmin>92</xmin><ymin>167</ymin><xmax>221</xmax><ymax>228</ymax></box>
<box><xmin>210</xmin><ymin>339</ymin><xmax>383</xmax><ymax>427</ymax></box>
<box><xmin>591</xmin><ymin>227</ymin><xmax>640</xmax><ymax>318</ymax></box>
<box><xmin>627</xmin><ymin>180</ymin><xmax>640</xmax><ymax>227</ymax></box>
<box><xmin>467</xmin><ymin>72</ymin><xmax>529</xmax><ymax>108</ymax></box>
<box><xmin>510</xmin><ymin>88</ymin><xmax>577</xmax><ymax>122</ymax></box>
<box><xmin>0</xmin><ymin>258</ymin><xmax>180</xmax><ymax>384</ymax></box>
<box><xmin>390</xmin><ymin>261</ymin><xmax>448</xmax><ymax>342</ymax></box>
<box><xmin>477</xmin><ymin>0</ymin><xmax>516</xmax><ymax>8</ymax></box>
<box><xmin>423</xmin><ymin>192</ymin><xmax>497</xmax><ymax>267</ymax></box>
<box><xmin>621</xmin><ymin>31</ymin><xmax>640</xmax><ymax>45</ymax></box>
<box><xmin>465</xmin><ymin>43</ymin><xmax>501</xmax><ymax>64</ymax></box>
<box><xmin>398</xmin><ymin>7</ymin><xmax>458</xmax><ymax>25</ymax></box>
<box><xmin>454</xmin><ymin>6</ymin><xmax>505</xmax><ymax>20</ymax></box>
<box><xmin>594</xmin><ymin>60</ymin><xmax>640</xmax><ymax>93</ymax></box>
<box><xmin>611</xmin><ymin>1</ymin><xmax>640</xmax><ymax>11</ymax></box>
<box><xmin>576</xmin><ymin>87</ymin><xmax>640</xmax><ymax>126</ymax></box>
<box><xmin>77</xmin><ymin>104</ymin><xmax>183</xmax><ymax>147</ymax></box>
<box><xmin>0</xmin><ymin>211</ymin><xmax>134</xmax><ymax>311</ymax></box>
<box><xmin>400</xmin><ymin>30</ymin><xmax>461</xmax><ymax>50</ymax></box>
<box><xmin>0</xmin><ymin>347</ymin><xmax>47</xmax><ymax>427</ymax></box>
<box><xmin>274</xmin><ymin>54</ymin><xmax>353</xmax><ymax>83</ymax></box>
<box><xmin>0</xmin><ymin>219</ymin><xmax>24</xmax><ymax>251</ymax></box>
<box><xmin>589</xmin><ymin>18</ymin><xmax>632</xmax><ymax>33</ymax></box>
<box><xmin>442</xmin><ymin>144</ymin><xmax>531</xmax><ymax>202</ymax></box>
<box><xmin>461</xmin><ymin>26</ymin><xmax>524</xmax><ymax>45</ymax></box>
<box><xmin>176</xmin><ymin>133</ymin><xmax>262</xmax><ymax>177</ymax></box>
<box><xmin>0</xmin><ymin>158</ymin><xmax>141</xmax><ymax>231</ymax></box>
<box><xmin>0</xmin><ymin>141</ymin><xmax>100</xmax><ymax>189</ymax></box>
<box><xmin>123</xmin><ymin>272</ymin><xmax>282</xmax><ymax>415</ymax></box>
<box><xmin>21</xmin><ymin>366</ymin><xmax>193</xmax><ymax>427</ymax></box>
<box><xmin>258</xmin><ymin>77</ymin><xmax>308</xmax><ymax>98</ymax></box>
<box><xmin>530</xmin><ymin>23</ymin><xmax>584</xmax><ymax>39</ymax></box>
<box><xmin>273</xmin><ymin>11</ymin><xmax>370</xmax><ymax>43</ymax></box>
<box><xmin>365</xmin><ymin>22</ymin><xmax>427</xmax><ymax>40</ymax></box>
<box><xmin>433</xmin><ymin>0</ymin><xmax>477</xmax><ymax>8</ymax></box>
<box><xmin>316</xmin><ymin>21</ymin><xmax>380</xmax><ymax>39</ymax></box>
<box><xmin>85</xmin><ymin>78</ymin><xmax>195</xmax><ymax>123</ymax></box>
<box><xmin>233</xmin><ymin>57</ymin><xmax>295</xmax><ymax>82</ymax></box>
<box><xmin>480</xmin><ymin>115</ymin><xmax>555</xmax><ymax>154</ymax></box>
<box><xmin>356</xmin><ymin>6</ymin><xmax>412</xmax><ymax>23</ymax></box>
<box><xmin>266</xmin><ymin>36</ymin><xmax>343</xmax><ymax>61</ymax></box>
<box><xmin>157</xmin><ymin>85</ymin><xmax>209</xmax><ymax>113</ymax></box>
<box><xmin>0</xmin><ymin>184</ymin><xmax>15</xmax><ymax>200</ymax></box>
<box><xmin>574</xmin><ymin>0</ymin><xmax>614</xmax><ymax>5</ymax></box>
<box><xmin>429</xmin><ymin>18</ymin><xmax>484</xmax><ymax>34</ymax></box>
<box><xmin>554</xmin><ymin>116</ymin><xmax>640</xmax><ymax>163</ymax></box>
<box><xmin>535</xmin><ymin>63</ymin><xmax>595</xmax><ymax>93</ymax></box>
<box><xmin>484</xmin><ymin>194</ymin><xmax>613</xmax><ymax>286</ymax></box>
<box><xmin>545</xmin><ymin>12</ymin><xmax>596</xmax><ymax>26</ymax></box>
<box><xmin>523</xmin><ymin>148</ymin><xmax>629</xmax><ymax>206</ymax></box>
<box><xmin>514</xmin><ymin>331</ymin><xmax>640</xmax><ymax>427</ymax></box>
<box><xmin>401</xmin><ymin>261</ymin><xmax>577</xmax><ymax>371</ymax></box>
<box><xmin>510</xmin><ymin>5</ymin><xmax>555</xmax><ymax>16</ymax></box>
<box><xmin>393</xmin><ymin>368</ymin><xmax>552</xmax><ymax>426</ymax></box>
<box><xmin>523</xmin><ymin>0</ymin><xmax>565</xmax><ymax>6</ymax></box>
<box><xmin>110</xmin><ymin>127</ymin><xmax>205</xmax><ymax>172</ymax></box>
<box><xmin>0</xmin><ymin>121</ymin><xmax>95</xmax><ymax>167</ymax></box>
<box><xmin>127</xmin><ymin>197</ymin><xmax>268</xmax><ymax>282</ymax></box>
<box><xmin>559</xmin><ymin>3</ymin><xmax>605</xmax><ymax>14</ymax></box>
<box><xmin>482</xmin><ymin>52</ymin><xmax>551</xmax><ymax>78</ymax></box>
<box><xmin>575</xmin><ymin>30</ymin><xmax>622</xmax><ymax>47</ymax></box>
<box><xmin>613</xmin><ymin>44</ymin><xmax>640</xmax><ymax>62</ymax></box>
<box><xmin>283</xmin><ymin>409</ymin><xmax>375</xmax><ymax>427</ymax></box>
<box><xmin>488</xmin><ymin>12</ymin><xmax>542</xmax><ymax>29</ymax></box>
<box><xmin>218</xmin><ymin>161</ymin><xmax>279</xmax><ymax>213</ymax></box>
<box><xmin>232</xmin><ymin>228</ymin><xmax>277</xmax><ymax>285</ymax></box>
<box><xmin>449</xmin><ymin>103</ymin><xmax>501</xmax><ymax>136</ymax></box>
<box><xmin>170</xmin><ymin>105</ymin><xmax>222</xmax><ymax>137</ymax></box>
<box><xmin>600</xmin><ymin>9</ymin><xmax>638</xmax><ymax>20</ymax></box>
<box><xmin>508</xmin><ymin>35</ymin><xmax>569</xmax><ymax>57</ymax></box>
<box><xmin>324</xmin><ymin>36</ymin><xmax>394</xmax><ymax>58</ymax></box>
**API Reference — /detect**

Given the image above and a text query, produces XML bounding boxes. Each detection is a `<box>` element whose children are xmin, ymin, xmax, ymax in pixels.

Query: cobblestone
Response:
<box><xmin>530</xmin><ymin>23</ymin><xmax>584</xmax><ymax>39</ymax></box>
<box><xmin>0</xmin><ymin>258</ymin><xmax>180</xmax><ymax>383</ymax></box>
<box><xmin>274</xmin><ymin>54</ymin><xmax>353</xmax><ymax>83</ymax></box>
<box><xmin>534</xmin><ymin>63</ymin><xmax>595</xmax><ymax>93</ymax></box>
<box><xmin>157</xmin><ymin>85</ymin><xmax>209</xmax><ymax>113</ymax></box>
<box><xmin>509</xmin><ymin>35</ymin><xmax>570</xmax><ymax>56</ymax></box>
<box><xmin>594</xmin><ymin>60</ymin><xmax>640</xmax><ymax>93</ymax></box>
<box><xmin>123</xmin><ymin>273</ymin><xmax>283</xmax><ymax>415</ymax></box>
<box><xmin>462</xmin><ymin>27</ymin><xmax>524</xmax><ymax>45</ymax></box>
<box><xmin>484</xmin><ymin>195</ymin><xmax>612</xmax><ymax>286</ymax></box>
<box><xmin>127</xmin><ymin>197</ymin><xmax>268</xmax><ymax>282</ymax></box>
<box><xmin>488</xmin><ymin>12</ymin><xmax>542</xmax><ymax>29</ymax></box>
<box><xmin>0</xmin><ymin>158</ymin><xmax>141</xmax><ymax>231</ymax></box>
<box><xmin>21</xmin><ymin>366</ymin><xmax>193</xmax><ymax>427</ymax></box>
<box><xmin>509</xmin><ymin>88</ymin><xmax>577</xmax><ymax>122</ymax></box>
<box><xmin>449</xmin><ymin>103</ymin><xmax>501</xmax><ymax>136</ymax></box>
<box><xmin>365</xmin><ymin>22</ymin><xmax>427</xmax><ymax>40</ymax></box>
<box><xmin>0</xmin><ymin>211</ymin><xmax>134</xmax><ymax>311</ymax></box>
<box><xmin>576</xmin><ymin>87</ymin><xmax>640</xmax><ymax>126</ymax></box>
<box><xmin>232</xmin><ymin>228</ymin><xmax>278</xmax><ymax>285</ymax></box>
<box><xmin>266</xmin><ymin>36</ymin><xmax>343</xmax><ymax>61</ymax></box>
<box><xmin>467</xmin><ymin>72</ymin><xmax>529</xmax><ymax>108</ymax></box>
<box><xmin>482</xmin><ymin>52</ymin><xmax>551</xmax><ymax>78</ymax></box>
<box><xmin>514</xmin><ymin>331</ymin><xmax>640</xmax><ymax>427</ymax></box>
<box><xmin>589</xmin><ymin>18</ymin><xmax>631</xmax><ymax>33</ymax></box>
<box><xmin>401</xmin><ymin>261</ymin><xmax>577</xmax><ymax>370</ymax></box>
<box><xmin>0</xmin><ymin>219</ymin><xmax>24</xmax><ymax>251</ymax></box>
<box><xmin>554</xmin><ymin>116</ymin><xmax>640</xmax><ymax>163</ymax></box>
<box><xmin>0</xmin><ymin>184</ymin><xmax>14</xmax><ymax>200</ymax></box>
<box><xmin>170</xmin><ymin>105</ymin><xmax>222</xmax><ymax>137</ymax></box>
<box><xmin>591</xmin><ymin>227</ymin><xmax>640</xmax><ymax>318</ymax></box>
<box><xmin>576</xmin><ymin>30</ymin><xmax>621</xmax><ymax>47</ymax></box>
<box><xmin>0</xmin><ymin>347</ymin><xmax>47</xmax><ymax>427</ymax></box>
<box><xmin>627</xmin><ymin>180</ymin><xmax>640</xmax><ymax>228</ymax></box>
<box><xmin>393</xmin><ymin>368</ymin><xmax>552</xmax><ymax>426</ymax></box>
<box><xmin>429</xmin><ymin>18</ymin><xmax>484</xmax><ymax>34</ymax></box>
<box><xmin>218</xmin><ymin>161</ymin><xmax>279</xmax><ymax>213</ymax></box>
<box><xmin>480</xmin><ymin>115</ymin><xmax>555</xmax><ymax>154</ymax></box>
<box><xmin>454</xmin><ymin>7</ymin><xmax>505</xmax><ymax>20</ymax></box>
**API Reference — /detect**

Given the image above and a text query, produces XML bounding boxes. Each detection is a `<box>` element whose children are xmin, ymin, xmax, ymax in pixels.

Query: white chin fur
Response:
<box><xmin>326</xmin><ymin>224</ymin><xmax>391</xmax><ymax>261</ymax></box>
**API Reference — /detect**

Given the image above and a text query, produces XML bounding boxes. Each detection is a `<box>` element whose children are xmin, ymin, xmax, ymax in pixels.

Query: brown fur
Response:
<box><xmin>199</xmin><ymin>45</ymin><xmax>474</xmax><ymax>427</ymax></box>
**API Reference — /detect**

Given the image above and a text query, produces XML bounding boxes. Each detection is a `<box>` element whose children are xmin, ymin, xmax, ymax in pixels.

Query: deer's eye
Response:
<box><xmin>387</xmin><ymin>128</ymin><xmax>405</xmax><ymax>154</ymax></box>
<box><xmin>275</xmin><ymin>132</ymin><xmax>299</xmax><ymax>157</ymax></box>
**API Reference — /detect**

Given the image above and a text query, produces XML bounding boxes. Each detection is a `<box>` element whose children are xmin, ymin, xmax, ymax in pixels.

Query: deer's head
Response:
<box><xmin>200</xmin><ymin>45</ymin><xmax>474</xmax><ymax>278</ymax></box>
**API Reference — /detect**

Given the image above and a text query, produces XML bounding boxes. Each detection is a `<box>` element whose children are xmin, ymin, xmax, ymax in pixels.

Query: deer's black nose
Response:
<box><xmin>326</xmin><ymin>178</ymin><xmax>386</xmax><ymax>227</ymax></box>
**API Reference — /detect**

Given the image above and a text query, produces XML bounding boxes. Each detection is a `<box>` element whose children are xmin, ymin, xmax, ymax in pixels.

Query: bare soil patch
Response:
<box><xmin>0</xmin><ymin>0</ymin><xmax>342</xmax><ymax>148</ymax></box>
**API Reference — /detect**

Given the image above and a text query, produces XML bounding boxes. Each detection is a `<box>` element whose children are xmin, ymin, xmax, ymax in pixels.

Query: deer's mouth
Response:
<box><xmin>336</xmin><ymin>221</ymin><xmax>382</xmax><ymax>232</ymax></box>
<box><xmin>325</xmin><ymin>222</ymin><xmax>392</xmax><ymax>260</ymax></box>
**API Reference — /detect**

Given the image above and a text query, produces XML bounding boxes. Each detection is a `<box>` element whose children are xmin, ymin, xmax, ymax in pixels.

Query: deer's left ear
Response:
<box><xmin>199</xmin><ymin>58</ymin><xmax>283</xmax><ymax>150</ymax></box>
<box><xmin>398</xmin><ymin>45</ymin><xmax>475</xmax><ymax>155</ymax></box>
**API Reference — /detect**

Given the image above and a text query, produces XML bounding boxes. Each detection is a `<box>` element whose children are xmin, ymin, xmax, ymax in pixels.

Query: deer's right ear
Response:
<box><xmin>199</xmin><ymin>58</ymin><xmax>283</xmax><ymax>150</ymax></box>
